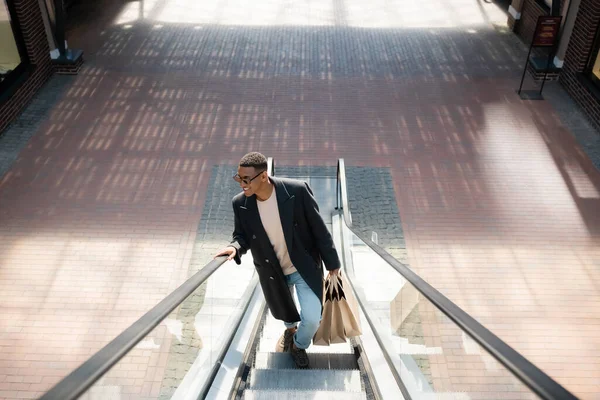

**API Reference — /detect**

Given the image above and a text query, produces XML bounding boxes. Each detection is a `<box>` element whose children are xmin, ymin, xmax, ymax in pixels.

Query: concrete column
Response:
<box><xmin>37</xmin><ymin>0</ymin><xmax>57</xmax><ymax>53</ymax></box>
<box><xmin>553</xmin><ymin>0</ymin><xmax>582</xmax><ymax>67</ymax></box>
<box><xmin>508</xmin><ymin>0</ymin><xmax>526</xmax><ymax>30</ymax></box>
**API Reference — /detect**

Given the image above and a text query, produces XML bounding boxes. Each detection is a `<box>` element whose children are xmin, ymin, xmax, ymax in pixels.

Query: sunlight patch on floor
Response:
<box><xmin>114</xmin><ymin>0</ymin><xmax>509</xmax><ymax>29</ymax></box>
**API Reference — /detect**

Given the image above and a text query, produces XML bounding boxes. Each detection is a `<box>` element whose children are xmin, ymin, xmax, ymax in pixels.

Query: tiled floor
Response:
<box><xmin>0</xmin><ymin>0</ymin><xmax>599</xmax><ymax>398</ymax></box>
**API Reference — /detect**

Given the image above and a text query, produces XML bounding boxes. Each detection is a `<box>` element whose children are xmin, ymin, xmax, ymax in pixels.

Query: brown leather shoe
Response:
<box><xmin>276</xmin><ymin>327</ymin><xmax>296</xmax><ymax>353</ymax></box>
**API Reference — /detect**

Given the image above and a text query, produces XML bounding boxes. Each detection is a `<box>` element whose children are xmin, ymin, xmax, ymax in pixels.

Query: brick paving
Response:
<box><xmin>0</xmin><ymin>76</ymin><xmax>72</xmax><ymax>178</ymax></box>
<box><xmin>0</xmin><ymin>0</ymin><xmax>599</xmax><ymax>398</ymax></box>
<box><xmin>545</xmin><ymin>84</ymin><xmax>600</xmax><ymax>171</ymax></box>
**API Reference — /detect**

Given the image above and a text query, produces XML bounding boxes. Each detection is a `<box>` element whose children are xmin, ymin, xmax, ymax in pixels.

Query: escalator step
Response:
<box><xmin>249</xmin><ymin>369</ymin><xmax>362</xmax><ymax>391</ymax></box>
<box><xmin>257</xmin><ymin>337</ymin><xmax>354</xmax><ymax>354</ymax></box>
<box><xmin>243</xmin><ymin>390</ymin><xmax>367</xmax><ymax>400</ymax></box>
<box><xmin>254</xmin><ymin>351</ymin><xmax>359</xmax><ymax>370</ymax></box>
<box><xmin>261</xmin><ymin>314</ymin><xmax>290</xmax><ymax>333</ymax></box>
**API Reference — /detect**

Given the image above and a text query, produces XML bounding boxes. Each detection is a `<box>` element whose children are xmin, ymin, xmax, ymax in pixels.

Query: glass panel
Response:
<box><xmin>341</xmin><ymin>222</ymin><xmax>540</xmax><ymax>400</ymax></box>
<box><xmin>78</xmin><ymin>259</ymin><xmax>257</xmax><ymax>400</ymax></box>
<box><xmin>0</xmin><ymin>0</ymin><xmax>23</xmax><ymax>84</ymax></box>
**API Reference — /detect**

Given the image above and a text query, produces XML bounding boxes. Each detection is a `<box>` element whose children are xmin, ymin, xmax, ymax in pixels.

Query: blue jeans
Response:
<box><xmin>284</xmin><ymin>271</ymin><xmax>322</xmax><ymax>350</ymax></box>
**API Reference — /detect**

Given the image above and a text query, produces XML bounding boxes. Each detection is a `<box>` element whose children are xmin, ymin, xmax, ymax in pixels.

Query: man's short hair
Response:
<box><xmin>239</xmin><ymin>152</ymin><xmax>267</xmax><ymax>171</ymax></box>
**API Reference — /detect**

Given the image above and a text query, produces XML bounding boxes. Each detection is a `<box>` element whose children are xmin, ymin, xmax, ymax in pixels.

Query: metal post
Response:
<box><xmin>53</xmin><ymin>0</ymin><xmax>66</xmax><ymax>58</ymax></box>
<box><xmin>518</xmin><ymin>42</ymin><xmax>534</xmax><ymax>95</ymax></box>
<box><xmin>335</xmin><ymin>163</ymin><xmax>340</xmax><ymax>210</ymax></box>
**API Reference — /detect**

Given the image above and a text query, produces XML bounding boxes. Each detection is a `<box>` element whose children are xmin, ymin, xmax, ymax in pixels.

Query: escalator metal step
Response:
<box><xmin>249</xmin><ymin>369</ymin><xmax>362</xmax><ymax>391</ymax></box>
<box><xmin>260</xmin><ymin>314</ymin><xmax>355</xmax><ymax>353</ymax></box>
<box><xmin>254</xmin><ymin>351</ymin><xmax>359</xmax><ymax>370</ymax></box>
<box><xmin>243</xmin><ymin>390</ymin><xmax>368</xmax><ymax>400</ymax></box>
<box><xmin>257</xmin><ymin>337</ymin><xmax>354</xmax><ymax>354</ymax></box>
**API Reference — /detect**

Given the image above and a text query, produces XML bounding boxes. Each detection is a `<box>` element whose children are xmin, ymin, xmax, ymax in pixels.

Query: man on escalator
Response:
<box><xmin>214</xmin><ymin>152</ymin><xmax>341</xmax><ymax>369</ymax></box>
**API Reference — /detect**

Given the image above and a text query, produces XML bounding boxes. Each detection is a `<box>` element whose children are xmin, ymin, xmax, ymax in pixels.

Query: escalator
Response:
<box><xmin>228</xmin><ymin>310</ymin><xmax>367</xmax><ymax>399</ymax></box>
<box><xmin>207</xmin><ymin>171</ymin><xmax>379</xmax><ymax>400</ymax></box>
<box><xmin>39</xmin><ymin>159</ymin><xmax>577</xmax><ymax>400</ymax></box>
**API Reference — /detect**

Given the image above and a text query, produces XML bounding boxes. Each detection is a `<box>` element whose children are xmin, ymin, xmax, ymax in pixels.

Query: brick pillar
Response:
<box><xmin>560</xmin><ymin>0</ymin><xmax>600</xmax><ymax>131</ymax></box>
<box><xmin>14</xmin><ymin>0</ymin><xmax>52</xmax><ymax>65</ymax></box>
<box><xmin>562</xmin><ymin>0</ymin><xmax>600</xmax><ymax>74</ymax></box>
<box><xmin>508</xmin><ymin>0</ymin><xmax>525</xmax><ymax>30</ymax></box>
<box><xmin>0</xmin><ymin>0</ymin><xmax>54</xmax><ymax>134</ymax></box>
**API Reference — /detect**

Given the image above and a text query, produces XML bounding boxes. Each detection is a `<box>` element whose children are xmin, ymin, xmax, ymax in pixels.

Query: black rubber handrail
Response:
<box><xmin>40</xmin><ymin>158</ymin><xmax>275</xmax><ymax>400</ymax></box>
<box><xmin>335</xmin><ymin>158</ymin><xmax>577</xmax><ymax>400</ymax></box>
<box><xmin>39</xmin><ymin>258</ymin><xmax>227</xmax><ymax>400</ymax></box>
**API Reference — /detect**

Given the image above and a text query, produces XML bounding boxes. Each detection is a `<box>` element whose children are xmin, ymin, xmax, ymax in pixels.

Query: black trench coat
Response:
<box><xmin>229</xmin><ymin>176</ymin><xmax>341</xmax><ymax>323</ymax></box>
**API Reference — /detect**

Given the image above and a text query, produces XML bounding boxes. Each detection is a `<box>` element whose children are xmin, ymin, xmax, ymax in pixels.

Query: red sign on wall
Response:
<box><xmin>532</xmin><ymin>16</ymin><xmax>562</xmax><ymax>47</ymax></box>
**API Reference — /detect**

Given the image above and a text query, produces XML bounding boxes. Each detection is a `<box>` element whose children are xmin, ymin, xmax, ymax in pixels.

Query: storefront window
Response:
<box><xmin>0</xmin><ymin>0</ymin><xmax>25</xmax><ymax>85</ymax></box>
<box><xmin>590</xmin><ymin>52</ymin><xmax>600</xmax><ymax>84</ymax></box>
<box><xmin>589</xmin><ymin>26</ymin><xmax>600</xmax><ymax>88</ymax></box>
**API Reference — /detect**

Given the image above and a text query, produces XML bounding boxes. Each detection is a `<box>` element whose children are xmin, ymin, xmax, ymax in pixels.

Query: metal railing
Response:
<box><xmin>335</xmin><ymin>158</ymin><xmax>577</xmax><ymax>400</ymax></box>
<box><xmin>39</xmin><ymin>258</ymin><xmax>227</xmax><ymax>400</ymax></box>
<box><xmin>40</xmin><ymin>157</ymin><xmax>576</xmax><ymax>400</ymax></box>
<box><xmin>40</xmin><ymin>158</ymin><xmax>274</xmax><ymax>400</ymax></box>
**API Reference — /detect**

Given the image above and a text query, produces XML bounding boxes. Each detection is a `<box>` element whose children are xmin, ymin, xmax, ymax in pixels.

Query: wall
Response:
<box><xmin>560</xmin><ymin>0</ymin><xmax>600</xmax><ymax>131</ymax></box>
<box><xmin>0</xmin><ymin>0</ymin><xmax>53</xmax><ymax>135</ymax></box>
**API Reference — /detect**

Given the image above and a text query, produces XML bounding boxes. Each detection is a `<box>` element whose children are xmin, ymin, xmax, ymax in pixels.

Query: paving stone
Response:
<box><xmin>0</xmin><ymin>76</ymin><xmax>73</xmax><ymax>178</ymax></box>
<box><xmin>0</xmin><ymin>0</ymin><xmax>598</xmax><ymax>398</ymax></box>
<box><xmin>544</xmin><ymin>83</ymin><xmax>600</xmax><ymax>171</ymax></box>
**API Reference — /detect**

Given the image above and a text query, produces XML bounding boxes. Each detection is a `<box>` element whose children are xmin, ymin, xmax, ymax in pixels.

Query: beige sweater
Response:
<box><xmin>257</xmin><ymin>188</ymin><xmax>297</xmax><ymax>276</ymax></box>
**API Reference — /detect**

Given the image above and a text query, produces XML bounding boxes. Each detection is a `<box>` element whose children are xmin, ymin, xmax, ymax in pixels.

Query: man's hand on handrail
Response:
<box><xmin>214</xmin><ymin>246</ymin><xmax>237</xmax><ymax>261</ymax></box>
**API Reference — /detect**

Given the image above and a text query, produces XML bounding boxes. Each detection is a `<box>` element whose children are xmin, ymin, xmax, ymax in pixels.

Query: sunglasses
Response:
<box><xmin>233</xmin><ymin>170</ymin><xmax>265</xmax><ymax>185</ymax></box>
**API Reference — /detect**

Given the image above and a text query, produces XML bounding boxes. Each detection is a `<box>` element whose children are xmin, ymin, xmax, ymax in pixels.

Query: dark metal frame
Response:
<box><xmin>517</xmin><ymin>15</ymin><xmax>562</xmax><ymax>100</ymax></box>
<box><xmin>335</xmin><ymin>158</ymin><xmax>577</xmax><ymax>400</ymax></box>
<box><xmin>0</xmin><ymin>0</ymin><xmax>32</xmax><ymax>103</ymax></box>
